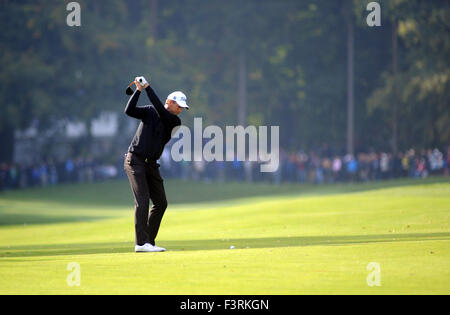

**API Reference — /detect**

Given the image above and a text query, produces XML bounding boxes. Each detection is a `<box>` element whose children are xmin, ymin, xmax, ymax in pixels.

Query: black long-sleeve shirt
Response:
<box><xmin>125</xmin><ymin>86</ymin><xmax>181</xmax><ymax>161</ymax></box>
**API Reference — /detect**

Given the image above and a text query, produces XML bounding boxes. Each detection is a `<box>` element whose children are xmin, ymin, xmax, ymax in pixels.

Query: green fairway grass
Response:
<box><xmin>0</xmin><ymin>177</ymin><xmax>449</xmax><ymax>294</ymax></box>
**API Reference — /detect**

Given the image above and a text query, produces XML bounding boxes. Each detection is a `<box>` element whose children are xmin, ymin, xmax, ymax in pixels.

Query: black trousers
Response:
<box><xmin>124</xmin><ymin>152</ymin><xmax>168</xmax><ymax>246</ymax></box>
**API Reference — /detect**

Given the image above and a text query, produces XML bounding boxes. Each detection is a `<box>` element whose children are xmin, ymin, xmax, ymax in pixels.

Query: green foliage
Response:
<box><xmin>367</xmin><ymin>0</ymin><xmax>450</xmax><ymax>149</ymax></box>
<box><xmin>0</xmin><ymin>0</ymin><xmax>448</xmax><ymax>162</ymax></box>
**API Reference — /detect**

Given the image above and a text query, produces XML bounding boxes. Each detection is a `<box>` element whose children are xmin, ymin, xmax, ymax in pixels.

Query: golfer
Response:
<box><xmin>124</xmin><ymin>76</ymin><xmax>189</xmax><ymax>252</ymax></box>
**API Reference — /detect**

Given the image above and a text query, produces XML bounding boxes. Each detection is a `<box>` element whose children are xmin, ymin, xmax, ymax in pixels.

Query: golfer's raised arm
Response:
<box><xmin>145</xmin><ymin>85</ymin><xmax>180</xmax><ymax>128</ymax></box>
<box><xmin>124</xmin><ymin>90</ymin><xmax>146</xmax><ymax>120</ymax></box>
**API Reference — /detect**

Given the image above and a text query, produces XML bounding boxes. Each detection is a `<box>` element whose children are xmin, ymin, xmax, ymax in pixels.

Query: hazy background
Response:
<box><xmin>0</xmin><ymin>0</ymin><xmax>448</xmax><ymax>188</ymax></box>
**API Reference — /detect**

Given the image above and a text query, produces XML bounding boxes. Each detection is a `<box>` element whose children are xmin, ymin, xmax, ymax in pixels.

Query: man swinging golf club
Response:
<box><xmin>124</xmin><ymin>76</ymin><xmax>189</xmax><ymax>252</ymax></box>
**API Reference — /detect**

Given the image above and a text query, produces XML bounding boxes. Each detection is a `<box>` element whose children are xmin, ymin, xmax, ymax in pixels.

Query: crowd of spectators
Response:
<box><xmin>274</xmin><ymin>147</ymin><xmax>450</xmax><ymax>185</ymax></box>
<box><xmin>160</xmin><ymin>146</ymin><xmax>450</xmax><ymax>185</ymax></box>
<box><xmin>0</xmin><ymin>146</ymin><xmax>449</xmax><ymax>192</ymax></box>
<box><xmin>0</xmin><ymin>157</ymin><xmax>119</xmax><ymax>191</ymax></box>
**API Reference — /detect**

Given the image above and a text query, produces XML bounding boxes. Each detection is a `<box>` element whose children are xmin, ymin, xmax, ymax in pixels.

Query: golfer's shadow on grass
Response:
<box><xmin>1</xmin><ymin>232</ymin><xmax>450</xmax><ymax>259</ymax></box>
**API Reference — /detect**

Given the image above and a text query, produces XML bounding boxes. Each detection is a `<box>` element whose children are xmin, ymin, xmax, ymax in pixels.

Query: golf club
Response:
<box><xmin>125</xmin><ymin>81</ymin><xmax>135</xmax><ymax>95</ymax></box>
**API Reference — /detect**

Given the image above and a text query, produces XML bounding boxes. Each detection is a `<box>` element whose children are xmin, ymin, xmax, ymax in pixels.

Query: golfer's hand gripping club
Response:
<box><xmin>135</xmin><ymin>76</ymin><xmax>148</xmax><ymax>87</ymax></box>
<box><xmin>125</xmin><ymin>76</ymin><xmax>149</xmax><ymax>95</ymax></box>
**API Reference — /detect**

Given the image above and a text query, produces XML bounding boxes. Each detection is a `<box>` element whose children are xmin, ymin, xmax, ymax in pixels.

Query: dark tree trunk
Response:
<box><xmin>346</xmin><ymin>8</ymin><xmax>355</xmax><ymax>156</ymax></box>
<box><xmin>237</xmin><ymin>50</ymin><xmax>247</xmax><ymax>126</ymax></box>
<box><xmin>392</xmin><ymin>20</ymin><xmax>399</xmax><ymax>154</ymax></box>
<box><xmin>0</xmin><ymin>123</ymin><xmax>14</xmax><ymax>164</ymax></box>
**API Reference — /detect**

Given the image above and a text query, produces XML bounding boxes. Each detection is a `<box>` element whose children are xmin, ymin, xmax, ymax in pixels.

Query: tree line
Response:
<box><xmin>0</xmin><ymin>0</ymin><xmax>448</xmax><ymax>163</ymax></box>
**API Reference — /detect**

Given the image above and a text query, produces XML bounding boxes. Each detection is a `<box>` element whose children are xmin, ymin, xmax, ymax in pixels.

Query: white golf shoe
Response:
<box><xmin>135</xmin><ymin>243</ymin><xmax>166</xmax><ymax>253</ymax></box>
<box><xmin>153</xmin><ymin>245</ymin><xmax>166</xmax><ymax>252</ymax></box>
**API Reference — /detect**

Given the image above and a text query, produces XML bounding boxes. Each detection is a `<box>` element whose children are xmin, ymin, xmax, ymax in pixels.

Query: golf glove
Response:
<box><xmin>135</xmin><ymin>76</ymin><xmax>148</xmax><ymax>87</ymax></box>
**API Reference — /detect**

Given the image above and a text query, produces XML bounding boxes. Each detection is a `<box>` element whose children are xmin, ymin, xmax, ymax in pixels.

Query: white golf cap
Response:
<box><xmin>167</xmin><ymin>91</ymin><xmax>189</xmax><ymax>109</ymax></box>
